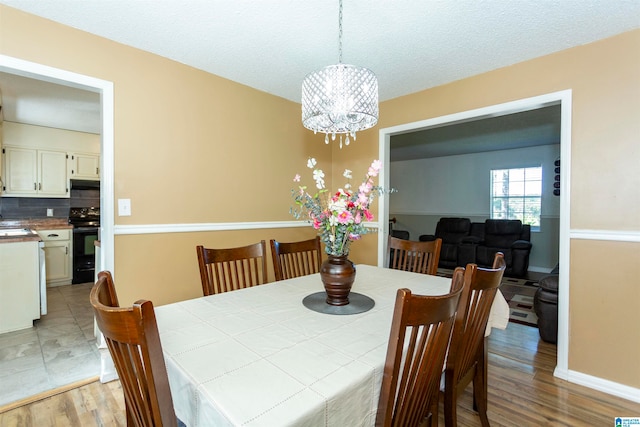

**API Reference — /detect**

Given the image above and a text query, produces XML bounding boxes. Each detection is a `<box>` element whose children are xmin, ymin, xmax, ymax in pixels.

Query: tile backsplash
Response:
<box><xmin>0</xmin><ymin>189</ymin><xmax>99</xmax><ymax>219</ymax></box>
<box><xmin>0</xmin><ymin>197</ymin><xmax>70</xmax><ymax>219</ymax></box>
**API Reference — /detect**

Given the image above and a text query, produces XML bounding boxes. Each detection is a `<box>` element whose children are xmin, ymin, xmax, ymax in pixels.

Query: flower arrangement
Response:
<box><xmin>291</xmin><ymin>158</ymin><xmax>383</xmax><ymax>256</ymax></box>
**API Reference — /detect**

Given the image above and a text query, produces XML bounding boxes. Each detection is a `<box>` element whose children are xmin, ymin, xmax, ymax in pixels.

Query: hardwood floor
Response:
<box><xmin>1</xmin><ymin>322</ymin><xmax>638</xmax><ymax>426</ymax></box>
<box><xmin>439</xmin><ymin>323</ymin><xmax>640</xmax><ymax>426</ymax></box>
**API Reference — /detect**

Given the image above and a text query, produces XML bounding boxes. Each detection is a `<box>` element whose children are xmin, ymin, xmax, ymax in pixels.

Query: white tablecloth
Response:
<box><xmin>154</xmin><ymin>264</ymin><xmax>509</xmax><ymax>427</ymax></box>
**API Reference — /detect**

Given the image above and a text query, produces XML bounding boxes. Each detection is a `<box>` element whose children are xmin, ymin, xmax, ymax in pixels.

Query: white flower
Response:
<box><xmin>328</xmin><ymin>197</ymin><xmax>347</xmax><ymax>213</ymax></box>
<box><xmin>343</xmin><ymin>169</ymin><xmax>352</xmax><ymax>179</ymax></box>
<box><xmin>307</xmin><ymin>158</ymin><xmax>317</xmax><ymax>169</ymax></box>
<box><xmin>313</xmin><ymin>169</ymin><xmax>325</xmax><ymax>189</ymax></box>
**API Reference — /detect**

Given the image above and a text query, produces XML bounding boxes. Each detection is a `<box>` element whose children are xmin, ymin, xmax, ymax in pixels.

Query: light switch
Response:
<box><xmin>118</xmin><ymin>199</ymin><xmax>132</xmax><ymax>216</ymax></box>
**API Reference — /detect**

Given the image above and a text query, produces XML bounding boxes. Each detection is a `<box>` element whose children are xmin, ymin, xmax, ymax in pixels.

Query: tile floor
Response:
<box><xmin>0</xmin><ymin>282</ymin><xmax>101</xmax><ymax>407</ymax></box>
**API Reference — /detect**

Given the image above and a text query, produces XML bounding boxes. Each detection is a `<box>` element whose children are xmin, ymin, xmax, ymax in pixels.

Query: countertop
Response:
<box><xmin>0</xmin><ymin>218</ymin><xmax>72</xmax><ymax>244</ymax></box>
<box><xmin>0</xmin><ymin>229</ymin><xmax>42</xmax><ymax>244</ymax></box>
<box><xmin>0</xmin><ymin>218</ymin><xmax>72</xmax><ymax>230</ymax></box>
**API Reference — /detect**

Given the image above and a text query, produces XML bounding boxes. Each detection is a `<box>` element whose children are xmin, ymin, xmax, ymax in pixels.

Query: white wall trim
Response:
<box><xmin>114</xmin><ymin>221</ymin><xmax>381</xmax><ymax>235</ymax></box>
<box><xmin>1</xmin><ymin>54</ymin><xmax>116</xmax><ymax>384</ymax></box>
<box><xmin>379</xmin><ymin>89</ymin><xmax>574</xmax><ymax>386</ymax></box>
<box><xmin>390</xmin><ymin>211</ymin><xmax>561</xmax><ymax>220</ymax></box>
<box><xmin>559</xmin><ymin>368</ymin><xmax>640</xmax><ymax>404</ymax></box>
<box><xmin>571</xmin><ymin>229</ymin><xmax>640</xmax><ymax>243</ymax></box>
<box><xmin>389</xmin><ymin>211</ymin><xmax>490</xmax><ymax>217</ymax></box>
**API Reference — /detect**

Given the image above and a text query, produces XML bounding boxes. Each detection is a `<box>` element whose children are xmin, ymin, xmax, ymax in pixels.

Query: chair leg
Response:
<box><xmin>443</xmin><ymin>386</ymin><xmax>457</xmax><ymax>427</ymax></box>
<box><xmin>472</xmin><ymin>339</ymin><xmax>490</xmax><ymax>427</ymax></box>
<box><xmin>430</xmin><ymin>401</ymin><xmax>438</xmax><ymax>427</ymax></box>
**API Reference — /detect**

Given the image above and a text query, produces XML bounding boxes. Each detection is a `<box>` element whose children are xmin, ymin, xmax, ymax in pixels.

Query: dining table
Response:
<box><xmin>154</xmin><ymin>264</ymin><xmax>510</xmax><ymax>427</ymax></box>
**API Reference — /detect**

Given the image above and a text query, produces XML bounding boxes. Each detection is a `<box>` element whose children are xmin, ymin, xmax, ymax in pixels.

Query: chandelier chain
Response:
<box><xmin>338</xmin><ymin>0</ymin><xmax>343</xmax><ymax>63</ymax></box>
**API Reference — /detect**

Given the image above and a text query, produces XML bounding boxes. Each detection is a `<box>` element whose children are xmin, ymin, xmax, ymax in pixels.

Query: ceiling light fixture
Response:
<box><xmin>301</xmin><ymin>0</ymin><xmax>378</xmax><ymax>148</ymax></box>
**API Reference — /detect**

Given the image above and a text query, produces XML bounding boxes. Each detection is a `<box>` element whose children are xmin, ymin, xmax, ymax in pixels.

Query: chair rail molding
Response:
<box><xmin>114</xmin><ymin>221</ymin><xmax>381</xmax><ymax>235</ymax></box>
<box><xmin>570</xmin><ymin>229</ymin><xmax>640</xmax><ymax>243</ymax></box>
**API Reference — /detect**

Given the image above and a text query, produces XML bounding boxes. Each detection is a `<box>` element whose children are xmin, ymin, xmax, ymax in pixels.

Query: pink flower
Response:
<box><xmin>354</xmin><ymin>211</ymin><xmax>362</xmax><ymax>224</ymax></box>
<box><xmin>359</xmin><ymin>182</ymin><xmax>370</xmax><ymax>194</ymax></box>
<box><xmin>357</xmin><ymin>192</ymin><xmax>369</xmax><ymax>207</ymax></box>
<box><xmin>364</xmin><ymin>209</ymin><xmax>374</xmax><ymax>221</ymax></box>
<box><xmin>368</xmin><ymin>159</ymin><xmax>382</xmax><ymax>177</ymax></box>
<box><xmin>293</xmin><ymin>174</ymin><xmax>301</xmax><ymax>182</ymax></box>
<box><xmin>337</xmin><ymin>210</ymin><xmax>353</xmax><ymax>224</ymax></box>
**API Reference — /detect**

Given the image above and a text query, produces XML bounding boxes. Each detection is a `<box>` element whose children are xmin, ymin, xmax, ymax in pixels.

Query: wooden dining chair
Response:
<box><xmin>376</xmin><ymin>267</ymin><xmax>465</xmax><ymax>427</ymax></box>
<box><xmin>387</xmin><ymin>235</ymin><xmax>442</xmax><ymax>276</ymax></box>
<box><xmin>442</xmin><ymin>252</ymin><xmax>506</xmax><ymax>427</ymax></box>
<box><xmin>270</xmin><ymin>236</ymin><xmax>323</xmax><ymax>281</ymax></box>
<box><xmin>90</xmin><ymin>271</ymin><xmax>179</xmax><ymax>427</ymax></box>
<box><xmin>196</xmin><ymin>240</ymin><xmax>268</xmax><ymax>296</ymax></box>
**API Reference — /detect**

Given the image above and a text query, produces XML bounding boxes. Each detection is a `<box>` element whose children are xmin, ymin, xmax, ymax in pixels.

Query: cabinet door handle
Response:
<box><xmin>38</xmin><ymin>183</ymin><xmax>42</xmax><ymax>191</ymax></box>
<box><xmin>34</xmin><ymin>182</ymin><xmax>37</xmax><ymax>190</ymax></box>
<box><xmin>47</xmin><ymin>234</ymin><xmax>59</xmax><ymax>238</ymax></box>
<box><xmin>66</xmin><ymin>246</ymin><xmax>68</xmax><ymax>255</ymax></box>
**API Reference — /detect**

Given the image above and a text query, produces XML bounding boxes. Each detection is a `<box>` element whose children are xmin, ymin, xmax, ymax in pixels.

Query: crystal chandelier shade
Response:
<box><xmin>301</xmin><ymin>0</ymin><xmax>379</xmax><ymax>148</ymax></box>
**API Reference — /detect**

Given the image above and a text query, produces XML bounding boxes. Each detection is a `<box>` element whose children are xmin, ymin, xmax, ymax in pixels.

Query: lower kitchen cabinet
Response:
<box><xmin>0</xmin><ymin>241</ymin><xmax>41</xmax><ymax>334</ymax></box>
<box><xmin>37</xmin><ymin>228</ymin><xmax>73</xmax><ymax>286</ymax></box>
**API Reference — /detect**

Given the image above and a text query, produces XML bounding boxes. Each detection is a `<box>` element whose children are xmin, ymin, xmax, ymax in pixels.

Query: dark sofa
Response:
<box><xmin>418</xmin><ymin>217</ymin><xmax>471</xmax><ymax>269</ymax></box>
<box><xmin>420</xmin><ymin>217</ymin><xmax>533</xmax><ymax>277</ymax></box>
<box><xmin>533</xmin><ymin>265</ymin><xmax>559</xmax><ymax>343</ymax></box>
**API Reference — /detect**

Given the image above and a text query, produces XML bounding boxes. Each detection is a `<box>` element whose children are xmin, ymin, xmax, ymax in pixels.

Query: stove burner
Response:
<box><xmin>69</xmin><ymin>207</ymin><xmax>101</xmax><ymax>220</ymax></box>
<box><xmin>69</xmin><ymin>207</ymin><xmax>100</xmax><ymax>229</ymax></box>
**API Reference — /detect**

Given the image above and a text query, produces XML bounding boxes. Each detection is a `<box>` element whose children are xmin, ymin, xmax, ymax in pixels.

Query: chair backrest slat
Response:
<box><xmin>270</xmin><ymin>237</ymin><xmax>322</xmax><ymax>281</ymax></box>
<box><xmin>197</xmin><ymin>241</ymin><xmax>268</xmax><ymax>296</ymax></box>
<box><xmin>387</xmin><ymin>236</ymin><xmax>442</xmax><ymax>276</ymax></box>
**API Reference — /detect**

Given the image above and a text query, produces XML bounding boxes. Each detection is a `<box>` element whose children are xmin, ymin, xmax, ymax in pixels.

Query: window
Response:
<box><xmin>491</xmin><ymin>166</ymin><xmax>542</xmax><ymax>229</ymax></box>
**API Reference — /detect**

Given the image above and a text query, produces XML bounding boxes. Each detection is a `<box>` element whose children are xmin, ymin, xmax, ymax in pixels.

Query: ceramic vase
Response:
<box><xmin>320</xmin><ymin>254</ymin><xmax>356</xmax><ymax>306</ymax></box>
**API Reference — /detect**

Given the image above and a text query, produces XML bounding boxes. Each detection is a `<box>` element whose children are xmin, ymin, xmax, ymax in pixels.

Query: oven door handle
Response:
<box><xmin>73</xmin><ymin>227</ymin><xmax>99</xmax><ymax>232</ymax></box>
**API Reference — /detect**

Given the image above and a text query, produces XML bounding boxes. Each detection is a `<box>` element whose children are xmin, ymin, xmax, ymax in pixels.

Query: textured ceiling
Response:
<box><xmin>0</xmin><ymin>1</ymin><xmax>638</xmax><ymax>153</ymax></box>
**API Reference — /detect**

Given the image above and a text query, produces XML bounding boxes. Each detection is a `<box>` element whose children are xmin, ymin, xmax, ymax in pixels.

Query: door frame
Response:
<box><xmin>0</xmin><ymin>54</ymin><xmax>114</xmax><ymax>279</ymax></box>
<box><xmin>376</xmin><ymin>90</ymin><xmax>572</xmax><ymax>377</ymax></box>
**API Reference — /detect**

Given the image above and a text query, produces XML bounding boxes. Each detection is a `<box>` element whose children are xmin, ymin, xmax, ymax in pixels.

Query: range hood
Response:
<box><xmin>70</xmin><ymin>179</ymin><xmax>100</xmax><ymax>190</ymax></box>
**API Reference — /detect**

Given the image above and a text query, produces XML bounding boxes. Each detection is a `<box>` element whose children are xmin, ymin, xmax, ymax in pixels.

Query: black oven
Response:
<box><xmin>69</xmin><ymin>207</ymin><xmax>100</xmax><ymax>284</ymax></box>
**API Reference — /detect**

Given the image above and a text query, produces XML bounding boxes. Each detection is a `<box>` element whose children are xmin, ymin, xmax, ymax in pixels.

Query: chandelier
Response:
<box><xmin>301</xmin><ymin>0</ymin><xmax>379</xmax><ymax>148</ymax></box>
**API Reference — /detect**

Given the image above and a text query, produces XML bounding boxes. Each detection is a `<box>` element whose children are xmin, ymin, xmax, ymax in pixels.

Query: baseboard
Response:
<box><xmin>556</xmin><ymin>368</ymin><xmax>640</xmax><ymax>403</ymax></box>
<box><xmin>528</xmin><ymin>265</ymin><xmax>555</xmax><ymax>274</ymax></box>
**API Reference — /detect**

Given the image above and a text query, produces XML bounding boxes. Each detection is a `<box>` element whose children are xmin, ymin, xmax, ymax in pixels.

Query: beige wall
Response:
<box><xmin>2</xmin><ymin>4</ymin><xmax>639</xmax><ymax>390</ymax></box>
<box><xmin>338</xmin><ymin>30</ymin><xmax>640</xmax><ymax>389</ymax></box>
<box><xmin>1</xmin><ymin>5</ymin><xmax>332</xmax><ymax>304</ymax></box>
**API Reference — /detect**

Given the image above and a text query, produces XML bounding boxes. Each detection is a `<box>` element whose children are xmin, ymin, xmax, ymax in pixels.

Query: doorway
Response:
<box><xmin>376</xmin><ymin>90</ymin><xmax>572</xmax><ymax>378</ymax></box>
<box><xmin>0</xmin><ymin>54</ymin><xmax>115</xmax><ymax>403</ymax></box>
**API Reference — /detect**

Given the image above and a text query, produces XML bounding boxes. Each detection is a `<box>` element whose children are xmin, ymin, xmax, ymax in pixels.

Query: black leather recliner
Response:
<box><xmin>462</xmin><ymin>219</ymin><xmax>532</xmax><ymax>277</ymax></box>
<box><xmin>533</xmin><ymin>273</ymin><xmax>558</xmax><ymax>343</ymax></box>
<box><xmin>419</xmin><ymin>217</ymin><xmax>471</xmax><ymax>269</ymax></box>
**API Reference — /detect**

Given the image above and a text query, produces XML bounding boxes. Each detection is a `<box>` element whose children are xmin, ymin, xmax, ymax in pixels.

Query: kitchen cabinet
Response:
<box><xmin>37</xmin><ymin>228</ymin><xmax>73</xmax><ymax>286</ymax></box>
<box><xmin>0</xmin><ymin>240</ymin><xmax>41</xmax><ymax>334</ymax></box>
<box><xmin>70</xmin><ymin>152</ymin><xmax>100</xmax><ymax>180</ymax></box>
<box><xmin>1</xmin><ymin>145</ymin><xmax>69</xmax><ymax>197</ymax></box>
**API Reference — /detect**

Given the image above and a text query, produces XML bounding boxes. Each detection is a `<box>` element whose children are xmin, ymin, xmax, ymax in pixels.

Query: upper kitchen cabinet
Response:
<box><xmin>2</xmin><ymin>145</ymin><xmax>69</xmax><ymax>197</ymax></box>
<box><xmin>69</xmin><ymin>152</ymin><xmax>100</xmax><ymax>180</ymax></box>
<box><xmin>0</xmin><ymin>122</ymin><xmax>100</xmax><ymax>197</ymax></box>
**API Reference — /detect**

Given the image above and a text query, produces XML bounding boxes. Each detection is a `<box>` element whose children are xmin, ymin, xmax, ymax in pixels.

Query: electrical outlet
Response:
<box><xmin>47</xmin><ymin>209</ymin><xmax>54</xmax><ymax>217</ymax></box>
